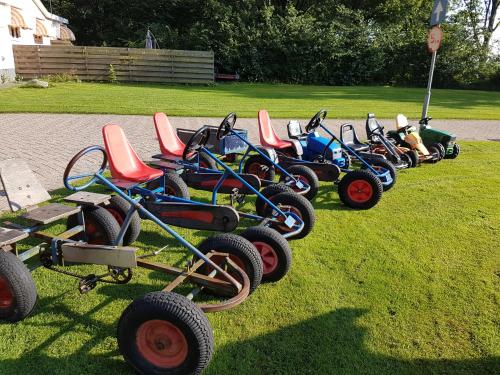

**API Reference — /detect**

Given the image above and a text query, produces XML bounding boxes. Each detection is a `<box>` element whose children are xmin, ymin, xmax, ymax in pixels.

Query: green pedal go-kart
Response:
<box><xmin>418</xmin><ymin>117</ymin><xmax>461</xmax><ymax>159</ymax></box>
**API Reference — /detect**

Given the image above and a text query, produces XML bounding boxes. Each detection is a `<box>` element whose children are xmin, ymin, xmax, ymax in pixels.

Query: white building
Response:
<box><xmin>0</xmin><ymin>0</ymin><xmax>75</xmax><ymax>80</ymax></box>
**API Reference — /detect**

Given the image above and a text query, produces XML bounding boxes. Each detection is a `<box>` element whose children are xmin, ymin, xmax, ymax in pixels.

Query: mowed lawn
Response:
<box><xmin>1</xmin><ymin>82</ymin><xmax>500</xmax><ymax>119</ymax></box>
<box><xmin>0</xmin><ymin>141</ymin><xmax>499</xmax><ymax>375</ymax></box>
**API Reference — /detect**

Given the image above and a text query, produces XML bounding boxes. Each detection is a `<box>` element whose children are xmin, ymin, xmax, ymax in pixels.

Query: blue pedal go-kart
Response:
<box><xmin>153</xmin><ymin>112</ymin><xmax>319</xmax><ymax>201</ymax></box>
<box><xmin>62</xmin><ymin>144</ymin><xmax>259</xmax><ymax>375</ymax></box>
<box><xmin>256</xmin><ymin>110</ymin><xmax>397</xmax><ymax>209</ymax></box>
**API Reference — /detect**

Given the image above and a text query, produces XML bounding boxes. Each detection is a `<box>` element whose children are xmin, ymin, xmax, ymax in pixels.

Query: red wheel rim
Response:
<box><xmin>85</xmin><ymin>219</ymin><xmax>106</xmax><ymax>245</ymax></box>
<box><xmin>136</xmin><ymin>320</ymin><xmax>188</xmax><ymax>368</ymax></box>
<box><xmin>0</xmin><ymin>276</ymin><xmax>14</xmax><ymax>309</ymax></box>
<box><xmin>199</xmin><ymin>161</ymin><xmax>208</xmax><ymax>169</ymax></box>
<box><xmin>291</xmin><ymin>175</ymin><xmax>309</xmax><ymax>194</ymax></box>
<box><xmin>276</xmin><ymin>206</ymin><xmax>302</xmax><ymax>233</ymax></box>
<box><xmin>247</xmin><ymin>162</ymin><xmax>268</xmax><ymax>180</ymax></box>
<box><xmin>106</xmin><ymin>208</ymin><xmax>124</xmax><ymax>226</ymax></box>
<box><xmin>252</xmin><ymin>242</ymin><xmax>278</xmax><ymax>275</ymax></box>
<box><xmin>347</xmin><ymin>179</ymin><xmax>373</xmax><ymax>203</ymax></box>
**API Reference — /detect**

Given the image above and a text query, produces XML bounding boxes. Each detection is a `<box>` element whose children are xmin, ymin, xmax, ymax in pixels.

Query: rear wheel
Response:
<box><xmin>0</xmin><ymin>251</ymin><xmax>37</xmax><ymax>323</ymax></box>
<box><xmin>279</xmin><ymin>165</ymin><xmax>319</xmax><ymax>200</ymax></box>
<box><xmin>197</xmin><ymin>233</ymin><xmax>263</xmax><ymax>294</ymax></box>
<box><xmin>67</xmin><ymin>206</ymin><xmax>121</xmax><ymax>245</ymax></box>
<box><xmin>243</xmin><ymin>154</ymin><xmax>275</xmax><ymax>181</ymax></box>
<box><xmin>240</xmin><ymin>226</ymin><xmax>292</xmax><ymax>283</ymax></box>
<box><xmin>406</xmin><ymin>150</ymin><xmax>419</xmax><ymax>168</ymax></box>
<box><xmin>102</xmin><ymin>196</ymin><xmax>141</xmax><ymax>245</ymax></box>
<box><xmin>189</xmin><ymin>152</ymin><xmax>217</xmax><ymax>170</ymax></box>
<box><xmin>362</xmin><ymin>159</ymin><xmax>397</xmax><ymax>192</ymax></box>
<box><xmin>118</xmin><ymin>291</ymin><xmax>213</xmax><ymax>375</ymax></box>
<box><xmin>147</xmin><ymin>174</ymin><xmax>190</xmax><ymax>200</ymax></box>
<box><xmin>263</xmin><ymin>192</ymin><xmax>315</xmax><ymax>240</ymax></box>
<box><xmin>446</xmin><ymin>144</ymin><xmax>460</xmax><ymax>159</ymax></box>
<box><xmin>338</xmin><ymin>170</ymin><xmax>383</xmax><ymax>210</ymax></box>
<box><xmin>400</xmin><ymin>153</ymin><xmax>413</xmax><ymax>168</ymax></box>
<box><xmin>256</xmin><ymin>183</ymin><xmax>294</xmax><ymax>216</ymax></box>
<box><xmin>432</xmin><ymin>143</ymin><xmax>446</xmax><ymax>160</ymax></box>
<box><xmin>427</xmin><ymin>146</ymin><xmax>441</xmax><ymax>163</ymax></box>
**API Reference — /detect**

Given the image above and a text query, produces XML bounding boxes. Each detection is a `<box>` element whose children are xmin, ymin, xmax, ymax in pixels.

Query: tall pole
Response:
<box><xmin>421</xmin><ymin>49</ymin><xmax>438</xmax><ymax>119</ymax></box>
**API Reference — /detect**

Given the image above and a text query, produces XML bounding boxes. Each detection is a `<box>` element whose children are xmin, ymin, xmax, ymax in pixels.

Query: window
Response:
<box><xmin>9</xmin><ymin>26</ymin><xmax>21</xmax><ymax>39</ymax></box>
<box><xmin>34</xmin><ymin>34</ymin><xmax>43</xmax><ymax>44</ymax></box>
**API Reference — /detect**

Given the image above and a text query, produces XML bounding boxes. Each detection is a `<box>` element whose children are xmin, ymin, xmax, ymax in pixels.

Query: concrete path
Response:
<box><xmin>0</xmin><ymin>113</ymin><xmax>499</xmax><ymax>210</ymax></box>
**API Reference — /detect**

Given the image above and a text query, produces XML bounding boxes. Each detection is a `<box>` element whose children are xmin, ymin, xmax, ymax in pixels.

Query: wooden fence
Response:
<box><xmin>13</xmin><ymin>45</ymin><xmax>214</xmax><ymax>84</ymax></box>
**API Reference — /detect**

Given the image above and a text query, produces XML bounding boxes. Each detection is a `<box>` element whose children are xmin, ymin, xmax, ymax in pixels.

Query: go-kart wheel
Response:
<box><xmin>240</xmin><ymin>226</ymin><xmax>292</xmax><ymax>283</ymax></box>
<box><xmin>243</xmin><ymin>154</ymin><xmax>275</xmax><ymax>181</ymax></box>
<box><xmin>399</xmin><ymin>152</ymin><xmax>413</xmax><ymax>168</ymax></box>
<box><xmin>362</xmin><ymin>159</ymin><xmax>397</xmax><ymax>192</ymax></box>
<box><xmin>101</xmin><ymin>196</ymin><xmax>141</xmax><ymax>245</ymax></box>
<box><xmin>0</xmin><ymin>251</ymin><xmax>37</xmax><ymax>323</ymax></box>
<box><xmin>197</xmin><ymin>233</ymin><xmax>263</xmax><ymax>295</ymax></box>
<box><xmin>338</xmin><ymin>170</ymin><xmax>383</xmax><ymax>210</ymax></box>
<box><xmin>405</xmin><ymin>150</ymin><xmax>419</xmax><ymax>168</ymax></box>
<box><xmin>118</xmin><ymin>291</ymin><xmax>214</xmax><ymax>375</ymax></box>
<box><xmin>147</xmin><ymin>174</ymin><xmax>190</xmax><ymax>200</ymax></box>
<box><xmin>189</xmin><ymin>151</ymin><xmax>217</xmax><ymax>170</ymax></box>
<box><xmin>255</xmin><ymin>183</ymin><xmax>294</xmax><ymax>217</ymax></box>
<box><xmin>305</xmin><ymin>109</ymin><xmax>327</xmax><ymax>134</ymax></box>
<box><xmin>427</xmin><ymin>146</ymin><xmax>441</xmax><ymax>163</ymax></box>
<box><xmin>263</xmin><ymin>192</ymin><xmax>316</xmax><ymax>240</ymax></box>
<box><xmin>67</xmin><ymin>205</ymin><xmax>121</xmax><ymax>245</ymax></box>
<box><xmin>446</xmin><ymin>143</ymin><xmax>460</xmax><ymax>159</ymax></box>
<box><xmin>279</xmin><ymin>165</ymin><xmax>319</xmax><ymax>200</ymax></box>
<box><xmin>432</xmin><ymin>143</ymin><xmax>446</xmax><ymax>160</ymax></box>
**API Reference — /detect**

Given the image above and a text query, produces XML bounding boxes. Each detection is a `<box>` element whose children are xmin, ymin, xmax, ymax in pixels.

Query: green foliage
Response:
<box><xmin>108</xmin><ymin>64</ymin><xmax>117</xmax><ymax>83</ymax></box>
<box><xmin>40</xmin><ymin>72</ymin><xmax>80</xmax><ymax>83</ymax></box>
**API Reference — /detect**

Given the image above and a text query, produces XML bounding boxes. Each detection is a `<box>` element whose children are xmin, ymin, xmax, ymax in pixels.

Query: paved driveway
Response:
<box><xmin>0</xmin><ymin>113</ymin><xmax>499</xmax><ymax>210</ymax></box>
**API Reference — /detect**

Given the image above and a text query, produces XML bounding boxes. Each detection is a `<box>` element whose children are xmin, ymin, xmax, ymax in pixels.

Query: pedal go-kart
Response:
<box><xmin>386</xmin><ymin>114</ymin><xmax>441</xmax><ymax>163</ymax></box>
<box><xmin>349</xmin><ymin>113</ymin><xmax>418</xmax><ymax>169</ymax></box>
<box><xmin>256</xmin><ymin>109</ymin><xmax>395</xmax><ymax>209</ymax></box>
<box><xmin>97</xmin><ymin>123</ymin><xmax>292</xmax><ymax>282</ymax></box>
<box><xmin>149</xmin><ymin>113</ymin><xmax>316</xmax><ymax>240</ymax></box>
<box><xmin>418</xmin><ymin>116</ymin><xmax>460</xmax><ymax>159</ymax></box>
<box><xmin>154</xmin><ymin>112</ymin><xmax>319</xmax><ymax>200</ymax></box>
<box><xmin>63</xmin><ymin>145</ymin><xmax>262</xmax><ymax>375</ymax></box>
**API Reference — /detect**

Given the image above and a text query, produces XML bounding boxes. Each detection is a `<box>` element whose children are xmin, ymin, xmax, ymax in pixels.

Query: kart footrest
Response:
<box><xmin>184</xmin><ymin>173</ymin><xmax>261</xmax><ymax>194</ymax></box>
<box><xmin>278</xmin><ymin>158</ymin><xmax>340</xmax><ymax>182</ymax></box>
<box><xmin>61</xmin><ymin>243</ymin><xmax>137</xmax><ymax>268</ymax></box>
<box><xmin>21</xmin><ymin>203</ymin><xmax>81</xmax><ymax>225</ymax></box>
<box><xmin>0</xmin><ymin>227</ymin><xmax>28</xmax><ymax>247</ymax></box>
<box><xmin>64</xmin><ymin>192</ymin><xmax>111</xmax><ymax>206</ymax></box>
<box><xmin>144</xmin><ymin>202</ymin><xmax>239</xmax><ymax>232</ymax></box>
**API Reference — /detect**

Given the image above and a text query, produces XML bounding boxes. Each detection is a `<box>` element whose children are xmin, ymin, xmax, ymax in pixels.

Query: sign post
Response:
<box><xmin>422</xmin><ymin>0</ymin><xmax>448</xmax><ymax>119</ymax></box>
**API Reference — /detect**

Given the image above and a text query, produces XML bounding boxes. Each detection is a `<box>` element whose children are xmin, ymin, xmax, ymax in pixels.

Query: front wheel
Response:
<box><xmin>255</xmin><ymin>183</ymin><xmax>294</xmax><ymax>217</ymax></box>
<box><xmin>0</xmin><ymin>251</ymin><xmax>37</xmax><ymax>323</ymax></box>
<box><xmin>338</xmin><ymin>170</ymin><xmax>383</xmax><ymax>210</ymax></box>
<box><xmin>118</xmin><ymin>291</ymin><xmax>214</xmax><ymax>375</ymax></box>
<box><xmin>243</xmin><ymin>154</ymin><xmax>275</xmax><ymax>181</ymax></box>
<box><xmin>432</xmin><ymin>143</ymin><xmax>446</xmax><ymax>160</ymax></box>
<box><xmin>362</xmin><ymin>159</ymin><xmax>397</xmax><ymax>192</ymax></box>
<box><xmin>240</xmin><ymin>226</ymin><xmax>292</xmax><ymax>283</ymax></box>
<box><xmin>146</xmin><ymin>173</ymin><xmax>190</xmax><ymax>200</ymax></box>
<box><xmin>67</xmin><ymin>205</ymin><xmax>121</xmax><ymax>245</ymax></box>
<box><xmin>279</xmin><ymin>165</ymin><xmax>319</xmax><ymax>200</ymax></box>
<box><xmin>405</xmin><ymin>150</ymin><xmax>419</xmax><ymax>168</ymax></box>
<box><xmin>446</xmin><ymin>144</ymin><xmax>460</xmax><ymax>159</ymax></box>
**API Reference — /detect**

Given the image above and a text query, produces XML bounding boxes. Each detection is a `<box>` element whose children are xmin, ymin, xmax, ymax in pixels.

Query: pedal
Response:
<box><xmin>79</xmin><ymin>274</ymin><xmax>98</xmax><ymax>294</ymax></box>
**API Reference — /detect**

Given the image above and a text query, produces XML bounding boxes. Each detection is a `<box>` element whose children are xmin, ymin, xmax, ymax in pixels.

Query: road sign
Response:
<box><xmin>427</xmin><ymin>26</ymin><xmax>443</xmax><ymax>53</ymax></box>
<box><xmin>430</xmin><ymin>0</ymin><xmax>448</xmax><ymax>26</ymax></box>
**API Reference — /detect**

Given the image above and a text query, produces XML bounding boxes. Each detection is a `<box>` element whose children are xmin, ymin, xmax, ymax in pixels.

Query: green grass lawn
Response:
<box><xmin>0</xmin><ymin>141</ymin><xmax>499</xmax><ymax>374</ymax></box>
<box><xmin>1</xmin><ymin>82</ymin><xmax>500</xmax><ymax>119</ymax></box>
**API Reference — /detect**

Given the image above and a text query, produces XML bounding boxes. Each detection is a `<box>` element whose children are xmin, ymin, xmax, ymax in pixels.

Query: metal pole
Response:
<box><xmin>422</xmin><ymin>50</ymin><xmax>438</xmax><ymax>120</ymax></box>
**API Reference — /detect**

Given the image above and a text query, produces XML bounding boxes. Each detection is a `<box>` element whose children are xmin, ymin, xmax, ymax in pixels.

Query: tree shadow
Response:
<box><xmin>209</xmin><ymin>308</ymin><xmax>499</xmax><ymax>375</ymax></box>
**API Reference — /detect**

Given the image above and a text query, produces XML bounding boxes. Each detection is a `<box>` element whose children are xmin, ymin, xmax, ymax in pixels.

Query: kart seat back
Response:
<box><xmin>366</xmin><ymin>113</ymin><xmax>385</xmax><ymax>139</ymax></box>
<box><xmin>340</xmin><ymin>124</ymin><xmax>370</xmax><ymax>152</ymax></box>
<box><xmin>396</xmin><ymin>114</ymin><xmax>409</xmax><ymax>130</ymax></box>
<box><xmin>258</xmin><ymin>110</ymin><xmax>294</xmax><ymax>150</ymax></box>
<box><xmin>153</xmin><ymin>112</ymin><xmax>185</xmax><ymax>158</ymax></box>
<box><xmin>102</xmin><ymin>124</ymin><xmax>163</xmax><ymax>183</ymax></box>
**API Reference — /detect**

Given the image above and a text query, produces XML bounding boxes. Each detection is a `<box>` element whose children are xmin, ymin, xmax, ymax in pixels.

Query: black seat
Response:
<box><xmin>365</xmin><ymin>113</ymin><xmax>385</xmax><ymax>141</ymax></box>
<box><xmin>340</xmin><ymin>124</ymin><xmax>370</xmax><ymax>152</ymax></box>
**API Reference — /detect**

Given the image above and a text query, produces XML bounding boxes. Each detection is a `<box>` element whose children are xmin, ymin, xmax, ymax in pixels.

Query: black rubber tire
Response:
<box><xmin>362</xmin><ymin>159</ymin><xmax>397</xmax><ymax>192</ymax></box>
<box><xmin>67</xmin><ymin>205</ymin><xmax>121</xmax><ymax>245</ymax></box>
<box><xmin>263</xmin><ymin>192</ymin><xmax>316</xmax><ymax>240</ymax></box>
<box><xmin>147</xmin><ymin>173</ymin><xmax>190</xmax><ymax>200</ymax></box>
<box><xmin>406</xmin><ymin>150</ymin><xmax>419</xmax><ymax>168</ymax></box>
<box><xmin>279</xmin><ymin>165</ymin><xmax>319</xmax><ymax>200</ymax></box>
<box><xmin>240</xmin><ymin>226</ymin><xmax>292</xmax><ymax>283</ymax></box>
<box><xmin>427</xmin><ymin>146</ymin><xmax>441</xmax><ymax>163</ymax></box>
<box><xmin>338</xmin><ymin>170</ymin><xmax>383</xmax><ymax>210</ymax></box>
<box><xmin>243</xmin><ymin>154</ymin><xmax>276</xmax><ymax>181</ymax></box>
<box><xmin>0</xmin><ymin>251</ymin><xmax>37</xmax><ymax>323</ymax></box>
<box><xmin>400</xmin><ymin>152</ymin><xmax>413</xmax><ymax>168</ymax></box>
<box><xmin>190</xmin><ymin>151</ymin><xmax>217</xmax><ymax>170</ymax></box>
<box><xmin>102</xmin><ymin>195</ymin><xmax>141</xmax><ymax>245</ymax></box>
<box><xmin>446</xmin><ymin>143</ymin><xmax>460</xmax><ymax>159</ymax></box>
<box><xmin>198</xmin><ymin>233</ymin><xmax>263</xmax><ymax>294</ymax></box>
<box><xmin>432</xmin><ymin>143</ymin><xmax>446</xmax><ymax>160</ymax></box>
<box><xmin>117</xmin><ymin>291</ymin><xmax>214</xmax><ymax>375</ymax></box>
<box><xmin>255</xmin><ymin>183</ymin><xmax>294</xmax><ymax>217</ymax></box>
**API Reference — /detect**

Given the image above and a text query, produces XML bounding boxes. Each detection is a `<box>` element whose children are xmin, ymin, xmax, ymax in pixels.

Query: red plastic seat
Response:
<box><xmin>102</xmin><ymin>124</ymin><xmax>163</xmax><ymax>183</ymax></box>
<box><xmin>153</xmin><ymin>112</ymin><xmax>186</xmax><ymax>157</ymax></box>
<box><xmin>258</xmin><ymin>110</ymin><xmax>294</xmax><ymax>149</ymax></box>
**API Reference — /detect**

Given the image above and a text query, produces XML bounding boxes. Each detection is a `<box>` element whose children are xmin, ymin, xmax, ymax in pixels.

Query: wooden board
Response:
<box><xmin>21</xmin><ymin>203</ymin><xmax>80</xmax><ymax>224</ymax></box>
<box><xmin>64</xmin><ymin>191</ymin><xmax>110</xmax><ymax>206</ymax></box>
<box><xmin>61</xmin><ymin>243</ymin><xmax>137</xmax><ymax>268</ymax></box>
<box><xmin>0</xmin><ymin>227</ymin><xmax>28</xmax><ymax>247</ymax></box>
<box><xmin>0</xmin><ymin>159</ymin><xmax>50</xmax><ymax>212</ymax></box>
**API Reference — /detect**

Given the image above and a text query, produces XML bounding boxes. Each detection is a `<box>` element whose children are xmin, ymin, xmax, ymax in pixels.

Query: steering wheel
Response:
<box><xmin>182</xmin><ymin>126</ymin><xmax>211</xmax><ymax>161</ymax></box>
<box><xmin>216</xmin><ymin>112</ymin><xmax>237</xmax><ymax>140</ymax></box>
<box><xmin>64</xmin><ymin>145</ymin><xmax>107</xmax><ymax>191</ymax></box>
<box><xmin>305</xmin><ymin>110</ymin><xmax>327</xmax><ymax>133</ymax></box>
<box><xmin>419</xmin><ymin>117</ymin><xmax>432</xmax><ymax>125</ymax></box>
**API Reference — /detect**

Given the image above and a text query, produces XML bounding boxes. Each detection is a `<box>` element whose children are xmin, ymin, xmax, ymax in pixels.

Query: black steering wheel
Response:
<box><xmin>216</xmin><ymin>112</ymin><xmax>237</xmax><ymax>140</ymax></box>
<box><xmin>305</xmin><ymin>110</ymin><xmax>327</xmax><ymax>133</ymax></box>
<box><xmin>63</xmin><ymin>145</ymin><xmax>108</xmax><ymax>191</ymax></box>
<box><xmin>183</xmin><ymin>126</ymin><xmax>211</xmax><ymax>161</ymax></box>
<box><xmin>419</xmin><ymin>117</ymin><xmax>432</xmax><ymax>125</ymax></box>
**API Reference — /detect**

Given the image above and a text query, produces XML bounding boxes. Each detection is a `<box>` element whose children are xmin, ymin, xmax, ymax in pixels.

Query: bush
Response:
<box><xmin>108</xmin><ymin>64</ymin><xmax>117</xmax><ymax>83</ymax></box>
